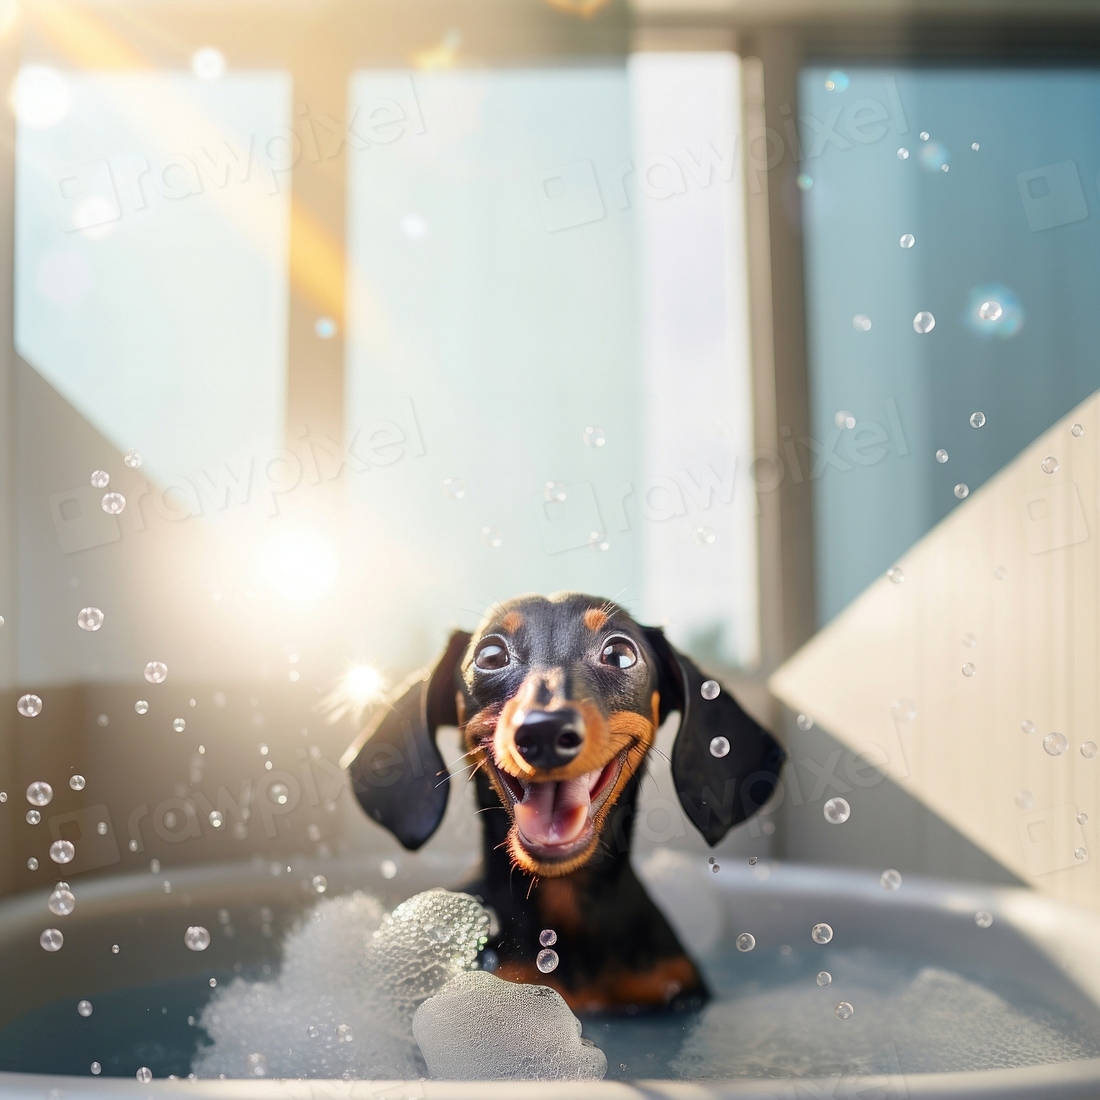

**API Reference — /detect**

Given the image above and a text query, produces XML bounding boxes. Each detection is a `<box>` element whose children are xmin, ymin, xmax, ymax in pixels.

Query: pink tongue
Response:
<box><xmin>514</xmin><ymin>777</ymin><xmax>592</xmax><ymax>847</ymax></box>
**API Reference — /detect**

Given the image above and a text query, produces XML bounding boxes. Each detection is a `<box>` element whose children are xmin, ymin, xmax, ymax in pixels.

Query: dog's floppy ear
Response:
<box><xmin>342</xmin><ymin>630</ymin><xmax>471</xmax><ymax>850</ymax></box>
<box><xmin>643</xmin><ymin>627</ymin><xmax>785</xmax><ymax>846</ymax></box>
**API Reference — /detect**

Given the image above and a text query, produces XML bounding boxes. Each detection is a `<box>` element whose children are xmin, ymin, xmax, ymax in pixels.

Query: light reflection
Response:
<box><xmin>260</xmin><ymin>531</ymin><xmax>338</xmax><ymax>602</ymax></box>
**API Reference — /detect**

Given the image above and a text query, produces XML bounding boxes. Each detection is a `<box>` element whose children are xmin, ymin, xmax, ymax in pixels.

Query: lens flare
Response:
<box><xmin>260</xmin><ymin>532</ymin><xmax>338</xmax><ymax>602</ymax></box>
<box><xmin>320</xmin><ymin>664</ymin><xmax>386</xmax><ymax>725</ymax></box>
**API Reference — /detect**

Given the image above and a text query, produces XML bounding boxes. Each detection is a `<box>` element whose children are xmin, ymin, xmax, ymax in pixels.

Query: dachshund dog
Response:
<box><xmin>344</xmin><ymin>592</ymin><xmax>784</xmax><ymax>1014</ymax></box>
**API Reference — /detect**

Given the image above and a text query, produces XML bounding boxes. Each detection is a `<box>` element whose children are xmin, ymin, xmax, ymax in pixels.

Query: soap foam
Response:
<box><xmin>413</xmin><ymin>970</ymin><xmax>607</xmax><ymax>1080</ymax></box>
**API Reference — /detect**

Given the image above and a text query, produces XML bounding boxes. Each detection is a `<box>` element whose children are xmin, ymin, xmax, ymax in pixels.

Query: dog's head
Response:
<box><xmin>344</xmin><ymin>592</ymin><xmax>784</xmax><ymax>876</ymax></box>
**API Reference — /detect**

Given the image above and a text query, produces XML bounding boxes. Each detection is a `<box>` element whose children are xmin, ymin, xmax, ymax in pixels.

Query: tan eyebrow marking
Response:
<box><xmin>501</xmin><ymin>611</ymin><xmax>523</xmax><ymax>633</ymax></box>
<box><xmin>583</xmin><ymin>608</ymin><xmax>608</xmax><ymax>632</ymax></box>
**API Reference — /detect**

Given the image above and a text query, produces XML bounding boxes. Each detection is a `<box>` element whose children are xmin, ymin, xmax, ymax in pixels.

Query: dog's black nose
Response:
<box><xmin>514</xmin><ymin>709</ymin><xmax>585</xmax><ymax>770</ymax></box>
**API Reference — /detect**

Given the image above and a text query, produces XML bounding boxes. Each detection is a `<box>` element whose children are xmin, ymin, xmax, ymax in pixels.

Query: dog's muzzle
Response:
<box><xmin>513</xmin><ymin>708</ymin><xmax>584</xmax><ymax>770</ymax></box>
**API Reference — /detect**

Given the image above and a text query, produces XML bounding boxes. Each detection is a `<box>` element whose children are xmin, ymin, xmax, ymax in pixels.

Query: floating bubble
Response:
<box><xmin>834</xmin><ymin>410</ymin><xmax>855</xmax><ymax>430</ymax></box>
<box><xmin>1078</xmin><ymin>812</ymin><xmax>1089</xmax><ymax>825</ymax></box>
<box><xmin>962</xmin><ymin>633</ymin><xmax>977</xmax><ymax>648</ymax></box>
<box><xmin>880</xmin><ymin>869</ymin><xmax>902</xmax><ymax>890</ymax></box>
<box><xmin>824</xmin><ymin>70</ymin><xmax>849</xmax><ymax>92</ymax></box>
<box><xmin>835</xmin><ymin>1001</ymin><xmax>854</xmax><ymax>1020</ymax></box>
<box><xmin>124</xmin><ymin>448</ymin><xmax>142</xmax><ymax>468</ymax></box>
<box><xmin>919</xmin><ymin>131</ymin><xmax>930</xmax><ymax>141</ymax></box>
<box><xmin>891</xmin><ymin>698</ymin><xmax>916</xmax><ymax>721</ymax></box>
<box><xmin>711</xmin><ymin>864</ymin><xmax>720</xmax><ymax>873</ymax></box>
<box><xmin>191</xmin><ymin>47</ymin><xmax>225</xmax><ymax>80</ymax></box>
<box><xmin>18</xmin><ymin>695</ymin><xmax>42</xmax><ymax>718</ymax></box>
<box><xmin>381</xmin><ymin>859</ymin><xmax>397</xmax><ymax>879</ymax></box>
<box><xmin>975</xmin><ymin>910</ymin><xmax>993</xmax><ymax>928</ymax></box>
<box><xmin>135</xmin><ymin>700</ymin><xmax>149</xmax><ymax>714</ymax></box>
<box><xmin>700</xmin><ymin>680</ymin><xmax>720</xmax><ymax>700</ymax></box>
<box><xmin>69</xmin><ymin>775</ymin><xmax>85</xmax><ymax>791</ymax></box>
<box><xmin>50</xmin><ymin>840</ymin><xmax>75</xmax><ymax>864</ymax></box>
<box><xmin>823</xmin><ymin>797</ymin><xmax>851</xmax><ymax>824</ymax></box>
<box><xmin>962</xmin><ymin>663</ymin><xmax>976</xmax><ymax>677</ymax></box>
<box><xmin>111</xmin><ymin>944</ymin><xmax>119</xmax><ymax>953</ymax></box>
<box><xmin>1083</xmin><ymin>742</ymin><xmax>1098</xmax><ymax>759</ymax></box>
<box><xmin>936</xmin><ymin>449</ymin><xmax>949</xmax><ymax>463</ymax></box>
<box><xmin>481</xmin><ymin>527</ymin><xmax>502</xmax><ymax>549</ymax></box>
<box><xmin>90</xmin><ymin>470</ymin><xmax>109</xmax><ymax>489</ymax></box>
<box><xmin>96</xmin><ymin>821</ymin><xmax>107</xmax><ymax>835</ymax></box>
<box><xmin>735</xmin><ymin>933</ymin><xmax>756</xmax><ymax>952</ymax></box>
<box><xmin>972</xmin><ymin>142</ymin><xmax>980</xmax><ymax>151</ymax></box>
<box><xmin>40</xmin><ymin>928</ymin><xmax>63</xmax><ymax>951</ymax></box>
<box><xmin>26</xmin><ymin>781</ymin><xmax>52</xmax><ymax>806</ymax></box>
<box><xmin>1076</xmin><ymin>847</ymin><xmax>1088</xmax><ymax>860</ymax></box>
<box><xmin>797</xmin><ymin>713</ymin><xmax>814</xmax><ymax>731</ymax></box>
<box><xmin>852</xmin><ymin>314</ymin><xmax>872</xmax><ymax>331</ymax></box>
<box><xmin>900</xmin><ymin>233</ymin><xmax>915</xmax><ymax>248</ymax></box>
<box><xmin>136</xmin><ymin>1067</ymin><xmax>153</xmax><ymax>1083</ymax></box>
<box><xmin>1022</xmin><ymin>719</ymin><xmax>1036</xmax><ymax>735</ymax></box>
<box><xmin>269</xmin><ymin>783</ymin><xmax>290</xmax><ymax>805</ymax></box>
<box><xmin>811</xmin><ymin>923</ymin><xmax>833</xmax><ymax>945</ymax></box>
<box><xmin>185</xmin><ymin>925</ymin><xmax>211</xmax><ymax>951</ymax></box>
<box><xmin>246</xmin><ymin>1052</ymin><xmax>267</xmax><ymax>1077</ymax></box>
<box><xmin>97</xmin><ymin>714</ymin><xmax>108</xmax><ymax>726</ymax></box>
<box><xmin>101</xmin><ymin>492</ymin><xmax>126</xmax><ymax>514</ymax></box>
<box><xmin>536</xmin><ymin>948</ymin><xmax>559</xmax><ymax>973</ymax></box>
<box><xmin>1072</xmin><ymin>423</ymin><xmax>1085</xmax><ymax>438</ymax></box>
<box><xmin>26</xmin><ymin>810</ymin><xmax>40</xmax><ymax>824</ymax></box>
<box><xmin>337</xmin><ymin>1023</ymin><xmax>354</xmax><ymax>1042</ymax></box>
<box><xmin>913</xmin><ymin>311</ymin><xmax>935</xmax><ymax>334</ymax></box>
<box><xmin>954</xmin><ymin>484</ymin><xmax>969</xmax><ymax>500</ymax></box>
<box><xmin>77</xmin><ymin>607</ymin><xmax>103</xmax><ymax>632</ymax></box>
<box><xmin>978</xmin><ymin>301</ymin><xmax>1002</xmax><ymax>321</ymax></box>
<box><xmin>748</xmin><ymin>856</ymin><xmax>758</xmax><ymax>865</ymax></box>
<box><xmin>969</xmin><ymin>411</ymin><xmax>986</xmax><ymax>428</ymax></box>
<box><xmin>443</xmin><ymin>478</ymin><xmax>466</xmax><ymax>500</ymax></box>
<box><xmin>173</xmin><ymin>718</ymin><xmax>186</xmax><ymax>733</ymax></box>
<box><xmin>312</xmin><ymin>875</ymin><xmax>328</xmax><ymax>894</ymax></box>
<box><xmin>709</xmin><ymin>736</ymin><xmax>730</xmax><ymax>758</ymax></box>
<box><xmin>796</xmin><ymin>174</ymin><xmax>813</xmax><ymax>190</ymax></box>
<box><xmin>693</xmin><ymin>525</ymin><xmax>716</xmax><ymax>546</ymax></box>
<box><xmin>887</xmin><ymin>567</ymin><xmax>905</xmax><ymax>584</ymax></box>
<box><xmin>90</xmin><ymin>1062</ymin><xmax>101</xmax><ymax>1074</ymax></box>
<box><xmin>816</xmin><ymin>971</ymin><xmax>832</xmax><ymax>986</ymax></box>
<box><xmin>0</xmin><ymin>793</ymin><xmax>5</xmax><ymax>802</ymax></box>
<box><xmin>144</xmin><ymin>661</ymin><xmax>168</xmax><ymax>684</ymax></box>
<box><xmin>582</xmin><ymin>426</ymin><xmax>606</xmax><ymax>448</ymax></box>
<box><xmin>539</xmin><ymin>929</ymin><xmax>557</xmax><ymax>947</ymax></box>
<box><xmin>1044</xmin><ymin>732</ymin><xmax>1068</xmax><ymax>756</ymax></box>
<box><xmin>49</xmin><ymin>886</ymin><xmax>76</xmax><ymax>916</ymax></box>
<box><xmin>209</xmin><ymin>811</ymin><xmax>223</xmax><ymax>828</ymax></box>
<box><xmin>1041</xmin><ymin>456</ymin><xmax>1059</xmax><ymax>474</ymax></box>
<box><xmin>897</xmin><ymin>148</ymin><xmax>909</xmax><ymax>160</ymax></box>
<box><xmin>544</xmin><ymin>481</ymin><xmax>566</xmax><ymax>503</ymax></box>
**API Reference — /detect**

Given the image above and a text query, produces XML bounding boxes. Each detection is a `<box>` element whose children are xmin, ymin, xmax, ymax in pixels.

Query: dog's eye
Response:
<box><xmin>600</xmin><ymin>639</ymin><xmax>637</xmax><ymax>669</ymax></box>
<box><xmin>474</xmin><ymin>641</ymin><xmax>509</xmax><ymax>670</ymax></box>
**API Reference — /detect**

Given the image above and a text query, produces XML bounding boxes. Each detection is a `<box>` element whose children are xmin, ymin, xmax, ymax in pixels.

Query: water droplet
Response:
<box><xmin>26</xmin><ymin>781</ymin><xmax>52</xmax><ymax>806</ymax></box>
<box><xmin>76</xmin><ymin>999</ymin><xmax>92</xmax><ymax>1017</ymax></box>
<box><xmin>184</xmin><ymin>925</ymin><xmax>210</xmax><ymax>951</ymax></box>
<box><xmin>1083</xmin><ymin>742</ymin><xmax>1098</xmax><ymax>759</ymax></box>
<box><xmin>1071</xmin><ymin>423</ymin><xmax>1085</xmax><ymax>438</ymax></box>
<box><xmin>208</xmin><ymin>810</ymin><xmax>223</xmax><ymax>828</ymax></box>
<box><xmin>797</xmin><ymin>713</ymin><xmax>814</xmax><ymax>731</ymax></box>
<box><xmin>935</xmin><ymin>448</ymin><xmax>949</xmax><ymax>463</ymax></box>
<box><xmin>100</xmin><ymin>492</ymin><xmax>125</xmax><ymax>514</ymax></box>
<box><xmin>852</xmin><ymin>314</ymin><xmax>872</xmax><ymax>331</ymax></box>
<box><xmin>134</xmin><ymin>700</ymin><xmax>148</xmax><ymax>714</ymax></box>
<box><xmin>1076</xmin><ymin>847</ymin><xmax>1088</xmax><ymax>860</ymax></box>
<box><xmin>336</xmin><ymin>1023</ymin><xmax>354</xmax><ymax>1042</ymax></box>
<box><xmin>971</xmin><ymin>142</ymin><xmax>980</xmax><ymax>151</ymax></box>
<box><xmin>1044</xmin><ymin>732</ymin><xmax>1068</xmax><ymax>756</ymax></box>
<box><xmin>480</xmin><ymin>526</ymin><xmax>502</xmax><ymax>548</ymax></box>
<box><xmin>887</xmin><ymin>567</ymin><xmax>905</xmax><ymax>584</ymax></box>
<box><xmin>913</xmin><ymin>311</ymin><xmax>935</xmax><ymax>334</ymax></box>
<box><xmin>380</xmin><ymin>858</ymin><xmax>397</xmax><ymax>879</ymax></box>
<box><xmin>975</xmin><ymin>910</ymin><xmax>993</xmax><ymax>928</ymax></box>
<box><xmin>897</xmin><ymin>148</ymin><xmax>909</xmax><ymax>160</ymax></box>
<box><xmin>880</xmin><ymin>868</ymin><xmax>902</xmax><ymax>890</ymax></box>
<box><xmin>171</xmin><ymin>718</ymin><xmax>187</xmax><ymax>734</ymax></box>
<box><xmin>995</xmin><ymin>565</ymin><xmax>1008</xmax><ymax>580</ymax></box>
<box><xmin>539</xmin><ymin>928</ymin><xmax>557</xmax><ymax>947</ymax></box>
<box><xmin>835</xmin><ymin>1001</ymin><xmax>854</xmax><ymax>1020</ymax></box>
<box><xmin>962</xmin><ymin>663</ymin><xmax>976</xmax><ymax>677</ymax></box>
<box><xmin>269</xmin><ymin>782</ymin><xmax>290</xmax><ymax>805</ymax></box>
<box><xmin>899</xmin><ymin>233</ymin><xmax>915</xmax><ymax>248</ymax></box>
<box><xmin>811</xmin><ymin>923</ymin><xmax>833</xmax><ymax>944</ymax></box>
<box><xmin>823</xmin><ymin>797</ymin><xmax>851</xmax><ymax>824</ymax></box>
<box><xmin>40</xmin><ymin>927</ymin><xmax>63</xmax><ymax>951</ymax></box>
<box><xmin>443</xmin><ymin>477</ymin><xmax>466</xmax><ymax>500</ymax></box>
<box><xmin>892</xmin><ymin>698</ymin><xmax>916</xmax><ymax>721</ymax></box>
<box><xmin>796</xmin><ymin>173</ymin><xmax>813</xmax><ymax>190</ymax></box>
<box><xmin>709</xmin><ymin>736</ymin><xmax>730</xmax><ymax>758</ymax></box>
<box><xmin>90</xmin><ymin>1062</ymin><xmax>101</xmax><ymax>1074</ymax></box>
<box><xmin>124</xmin><ymin>448</ymin><xmax>142</xmax><ymax>468</ymax></box>
<box><xmin>136</xmin><ymin>1067</ymin><xmax>152</xmax><ymax>1083</ymax></box>
<box><xmin>50</xmin><ymin>840</ymin><xmax>74</xmax><ymax>864</ymax></box>
<box><xmin>77</xmin><ymin>607</ymin><xmax>103</xmax><ymax>631</ymax></box>
<box><xmin>144</xmin><ymin>661</ymin><xmax>167</xmax><ymax>684</ymax></box>
<box><xmin>90</xmin><ymin>469</ymin><xmax>109</xmax><ymax>489</ymax></box>
<box><xmin>816</xmin><ymin>971</ymin><xmax>832</xmax><ymax>986</ymax></box>
<box><xmin>834</xmin><ymin>410</ymin><xmax>855</xmax><ymax>429</ymax></box>
<box><xmin>69</xmin><ymin>775</ymin><xmax>85</xmax><ymax>791</ymax></box>
<box><xmin>700</xmin><ymin>679</ymin><xmax>720</xmax><ymax>700</ymax></box>
<box><xmin>962</xmin><ymin>633</ymin><xmax>977</xmax><ymax>648</ymax></box>
<box><xmin>1041</xmin><ymin>456</ymin><xmax>1059</xmax><ymax>475</ymax></box>
<box><xmin>536</xmin><ymin>948</ymin><xmax>559</xmax><ymax>973</ymax></box>
<box><xmin>544</xmin><ymin>481</ymin><xmax>567</xmax><ymax>503</ymax></box>
<box><xmin>26</xmin><ymin>810</ymin><xmax>40</xmax><ymax>824</ymax></box>
<box><xmin>969</xmin><ymin>411</ymin><xmax>986</xmax><ymax>429</ymax></box>
<box><xmin>311</xmin><ymin>875</ymin><xmax>327</xmax><ymax>894</ymax></box>
<box><xmin>583</xmin><ymin>426</ymin><xmax>606</xmax><ymax>448</ymax></box>
<box><xmin>954</xmin><ymin>484</ymin><xmax>969</xmax><ymax>500</ymax></box>
<box><xmin>18</xmin><ymin>695</ymin><xmax>42</xmax><ymax>718</ymax></box>
<box><xmin>735</xmin><ymin>932</ymin><xmax>756</xmax><ymax>952</ymax></box>
<box><xmin>978</xmin><ymin>300</ymin><xmax>1002</xmax><ymax>321</ymax></box>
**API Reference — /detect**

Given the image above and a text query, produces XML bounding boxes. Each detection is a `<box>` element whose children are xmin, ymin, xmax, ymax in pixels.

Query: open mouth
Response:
<box><xmin>492</xmin><ymin>753</ymin><xmax>625</xmax><ymax>862</ymax></box>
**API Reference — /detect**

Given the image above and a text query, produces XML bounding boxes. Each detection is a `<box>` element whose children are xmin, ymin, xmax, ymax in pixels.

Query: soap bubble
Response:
<box><xmin>823</xmin><ymin>797</ymin><xmax>851</xmax><ymax>824</ymax></box>
<box><xmin>246</xmin><ymin>1052</ymin><xmax>267</xmax><ymax>1077</ymax></box>
<box><xmin>536</xmin><ymin>948</ymin><xmax>559</xmax><ymax>973</ymax></box>
<box><xmin>936</xmin><ymin>449</ymin><xmax>949</xmax><ymax>463</ymax></box>
<box><xmin>69</xmin><ymin>775</ymin><xmax>85</xmax><ymax>791</ymax></box>
<box><xmin>1082</xmin><ymin>742</ymin><xmax>1098</xmax><ymax>759</ymax></box>
<box><xmin>1021</xmin><ymin>719</ymin><xmax>1036</xmax><ymax>735</ymax></box>
<box><xmin>897</xmin><ymin>148</ymin><xmax>909</xmax><ymax>159</ymax></box>
<box><xmin>48</xmin><ymin>884</ymin><xmax>76</xmax><ymax>916</ymax></box>
<box><xmin>954</xmin><ymin>484</ymin><xmax>969</xmax><ymax>499</ymax></box>
<box><xmin>90</xmin><ymin>469</ymin><xmax>109</xmax><ymax>488</ymax></box>
<box><xmin>709</xmin><ymin>736</ymin><xmax>730</xmax><ymax>758</ymax></box>
<box><xmin>77</xmin><ymin>607</ymin><xmax>103</xmax><ymax>631</ymax></box>
<box><xmin>1075</xmin><ymin>847</ymin><xmax>1087</xmax><ymax>861</ymax></box>
<box><xmin>797</xmin><ymin>713</ymin><xmax>814</xmax><ymax>731</ymax></box>
<box><xmin>26</xmin><ymin>810</ymin><xmax>40</xmax><ymax>824</ymax></box>
<box><xmin>796</xmin><ymin>174</ymin><xmax>813</xmax><ymax>191</ymax></box>
<box><xmin>748</xmin><ymin>856</ymin><xmax>758</xmax><ymax>865</ymax></box>
<box><xmin>381</xmin><ymin>859</ymin><xmax>397</xmax><ymax>879</ymax></box>
<box><xmin>975</xmin><ymin>910</ymin><xmax>993</xmax><ymax>928</ymax></box>
<box><xmin>135</xmin><ymin>700</ymin><xmax>148</xmax><ymax>714</ymax></box>
<box><xmin>18</xmin><ymin>695</ymin><xmax>42</xmax><ymax>717</ymax></box>
<box><xmin>913</xmin><ymin>311</ymin><xmax>935</xmax><ymax>334</ymax></box>
<box><xmin>101</xmin><ymin>492</ymin><xmax>126</xmax><ymax>514</ymax></box>
<box><xmin>700</xmin><ymin>679</ymin><xmax>720</xmax><ymax>700</ymax></box>
<box><xmin>978</xmin><ymin>301</ymin><xmax>1002</xmax><ymax>321</ymax></box>
<box><xmin>480</xmin><ymin>527</ymin><xmax>502</xmax><ymax>549</ymax></box>
<box><xmin>735</xmin><ymin>933</ymin><xmax>756</xmax><ymax>952</ymax></box>
<box><xmin>852</xmin><ymin>314</ymin><xmax>872</xmax><ymax>331</ymax></box>
<box><xmin>900</xmin><ymin>233</ymin><xmax>915</xmax><ymax>248</ymax></box>
<box><xmin>1041</xmin><ymin>456</ymin><xmax>1059</xmax><ymax>474</ymax></box>
<box><xmin>962</xmin><ymin>663</ymin><xmax>976</xmax><ymax>677</ymax></box>
<box><xmin>77</xmin><ymin>999</ymin><xmax>92</xmax><ymax>1017</ymax></box>
<box><xmin>50</xmin><ymin>840</ymin><xmax>75</xmax><ymax>864</ymax></box>
<box><xmin>40</xmin><ymin>928</ymin><xmax>63</xmax><ymax>951</ymax></box>
<box><xmin>962</xmin><ymin>633</ymin><xmax>977</xmax><ymax>648</ymax></box>
<box><xmin>312</xmin><ymin>876</ymin><xmax>328</xmax><ymax>894</ymax></box>
<box><xmin>1078</xmin><ymin>812</ymin><xmax>1088</xmax><ymax>825</ymax></box>
<box><xmin>1044</xmin><ymin>732</ymin><xmax>1068</xmax><ymax>756</ymax></box>
<box><xmin>834</xmin><ymin>411</ymin><xmax>855</xmax><ymax>430</ymax></box>
<box><xmin>136</xmin><ymin>1067</ymin><xmax>152</xmax><ymax>1083</ymax></box>
<box><xmin>583</xmin><ymin>426</ymin><xmax>606</xmax><ymax>448</ymax></box>
<box><xmin>124</xmin><ymin>448</ymin><xmax>142</xmax><ymax>468</ymax></box>
<box><xmin>26</xmin><ymin>781</ymin><xmax>52</xmax><ymax>806</ymax></box>
<box><xmin>824</xmin><ymin>70</ymin><xmax>849</xmax><ymax>92</ymax></box>
<box><xmin>919</xmin><ymin>131</ymin><xmax>930</xmax><ymax>140</ymax></box>
<box><xmin>269</xmin><ymin>783</ymin><xmax>290</xmax><ymax>805</ymax></box>
<box><xmin>144</xmin><ymin>661</ymin><xmax>168</xmax><ymax>684</ymax></box>
<box><xmin>544</xmin><ymin>481</ymin><xmax>567</xmax><ymax>503</ymax></box>
<box><xmin>887</xmin><ymin>567</ymin><xmax>905</xmax><ymax>584</ymax></box>
<box><xmin>811</xmin><ymin>923</ymin><xmax>833</xmax><ymax>945</ymax></box>
<box><xmin>969</xmin><ymin>411</ymin><xmax>986</xmax><ymax>428</ymax></box>
<box><xmin>972</xmin><ymin>142</ymin><xmax>980</xmax><ymax>151</ymax></box>
<box><xmin>835</xmin><ymin>1001</ymin><xmax>854</xmax><ymax>1020</ymax></box>
<box><xmin>693</xmin><ymin>526</ymin><xmax>716</xmax><ymax>545</ymax></box>
<box><xmin>27</xmin><ymin>858</ymin><xmax>37</xmax><ymax>870</ymax></box>
<box><xmin>816</xmin><ymin>971</ymin><xmax>832</xmax><ymax>986</ymax></box>
<box><xmin>173</xmin><ymin>718</ymin><xmax>186</xmax><ymax>732</ymax></box>
<box><xmin>184</xmin><ymin>925</ymin><xmax>211</xmax><ymax>951</ymax></box>
<box><xmin>1072</xmin><ymin>423</ymin><xmax>1085</xmax><ymax>438</ymax></box>
<box><xmin>880</xmin><ymin>869</ymin><xmax>902</xmax><ymax>890</ymax></box>
<box><xmin>443</xmin><ymin>478</ymin><xmax>465</xmax><ymax>500</ymax></box>
<box><xmin>539</xmin><ymin>929</ymin><xmax>557</xmax><ymax>947</ymax></box>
